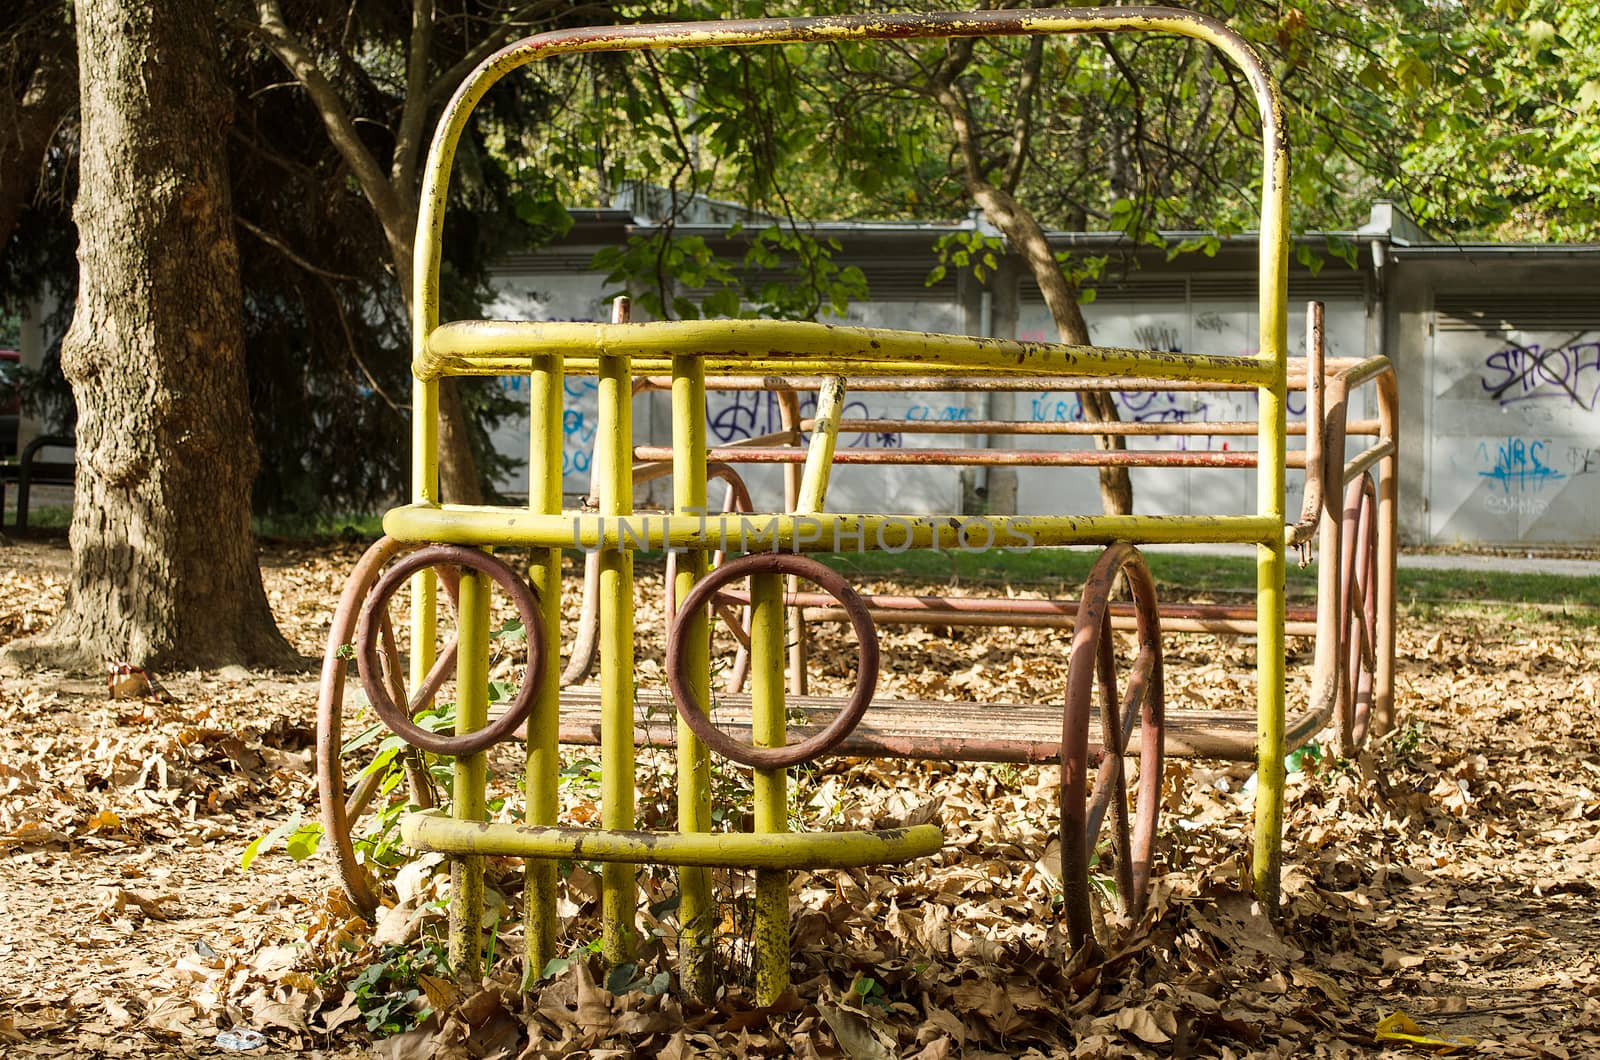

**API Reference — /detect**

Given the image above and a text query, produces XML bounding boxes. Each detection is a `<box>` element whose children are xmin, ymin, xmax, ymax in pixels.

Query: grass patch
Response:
<box><xmin>12</xmin><ymin>504</ymin><xmax>72</xmax><ymax>529</ymax></box>
<box><xmin>253</xmin><ymin>511</ymin><xmax>387</xmax><ymax>542</ymax></box>
<box><xmin>818</xmin><ymin>547</ymin><xmax>1322</xmax><ymax>601</ymax></box>
<box><xmin>818</xmin><ymin>546</ymin><xmax>1600</xmax><ymax>621</ymax></box>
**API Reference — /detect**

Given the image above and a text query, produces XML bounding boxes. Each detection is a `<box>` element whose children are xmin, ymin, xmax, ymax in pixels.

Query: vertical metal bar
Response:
<box><xmin>796</xmin><ymin>376</ymin><xmax>847</xmax><ymax>515</ymax></box>
<box><xmin>409</xmin><ymin>375</ymin><xmax>440</xmax><ymax>792</ymax></box>
<box><xmin>598</xmin><ymin>298</ymin><xmax>637</xmax><ymax>964</ymax></box>
<box><xmin>1373</xmin><ymin>370</ymin><xmax>1400</xmax><ymax>735</ymax></box>
<box><xmin>775</xmin><ymin>387</ymin><xmax>808</xmax><ymax>696</ymax></box>
<box><xmin>1251</xmin><ymin>78</ymin><xmax>1291</xmax><ymax>910</ymax></box>
<box><xmin>749</xmin><ymin>571</ymin><xmax>789</xmax><ymax>1005</ymax></box>
<box><xmin>524</xmin><ymin>351</ymin><xmax>564</xmax><ymax>977</ymax></box>
<box><xmin>450</xmin><ymin>567</ymin><xmax>491</xmax><ymax>977</ymax></box>
<box><xmin>672</xmin><ymin>350</ymin><xmax>714</xmax><ymax>999</ymax></box>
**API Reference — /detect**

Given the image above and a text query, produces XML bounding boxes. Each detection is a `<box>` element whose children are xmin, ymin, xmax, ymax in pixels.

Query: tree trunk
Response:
<box><xmin>928</xmin><ymin>72</ymin><xmax>1134</xmax><ymax>516</ymax></box>
<box><xmin>436</xmin><ymin>377</ymin><xmax>483</xmax><ymax>505</ymax></box>
<box><xmin>2</xmin><ymin>0</ymin><xmax>294</xmax><ymax>672</ymax></box>
<box><xmin>965</xmin><ymin>182</ymin><xmax>1135</xmax><ymax>516</ymax></box>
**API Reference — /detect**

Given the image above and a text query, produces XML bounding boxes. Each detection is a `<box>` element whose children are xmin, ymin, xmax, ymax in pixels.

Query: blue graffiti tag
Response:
<box><xmin>1477</xmin><ymin>436</ymin><xmax>1566</xmax><ymax>493</ymax></box>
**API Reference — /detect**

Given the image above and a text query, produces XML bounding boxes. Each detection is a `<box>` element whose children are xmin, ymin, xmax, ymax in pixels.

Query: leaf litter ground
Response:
<box><xmin>1</xmin><ymin>539</ymin><xmax>1597</xmax><ymax>1058</ymax></box>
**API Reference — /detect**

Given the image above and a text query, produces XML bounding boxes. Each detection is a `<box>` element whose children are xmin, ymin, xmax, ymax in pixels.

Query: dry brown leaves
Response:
<box><xmin>1</xmin><ymin>538</ymin><xmax>1598</xmax><ymax>1058</ymax></box>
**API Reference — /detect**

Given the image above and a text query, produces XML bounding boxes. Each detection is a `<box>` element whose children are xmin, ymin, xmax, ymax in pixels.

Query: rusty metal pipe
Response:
<box><xmin>630</xmin><ymin>444</ymin><xmax>1297</xmax><ymax>469</ymax></box>
<box><xmin>1060</xmin><ymin>544</ymin><xmax>1164</xmax><ymax>954</ymax></box>
<box><xmin>667</xmin><ymin>553</ymin><xmax>879</xmax><ymax>769</ymax></box>
<box><xmin>1288</xmin><ymin>302</ymin><xmax>1326</xmax><ymax>549</ymax></box>
<box><xmin>636</xmin><ymin>367</ymin><xmax>1370</xmax><ymax>394</ymax></box>
<box><xmin>717</xmin><ymin>587</ymin><xmax>1318</xmax><ymax>624</ymax></box>
<box><xmin>1372</xmin><ymin>365</ymin><xmax>1399</xmax><ymax>736</ymax></box>
<box><xmin>795</xmin><ymin>605</ymin><xmax>1317</xmax><ymax>637</ymax></box>
<box><xmin>318</xmin><ymin>536</ymin><xmax>415</xmax><ymax>914</ymax></box>
<box><xmin>809</xmin><ymin>418</ymin><xmax>1334</xmax><ymax>437</ymax></box>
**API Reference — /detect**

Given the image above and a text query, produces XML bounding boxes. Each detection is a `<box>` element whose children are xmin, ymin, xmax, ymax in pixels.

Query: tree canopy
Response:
<box><xmin>2</xmin><ymin>0</ymin><xmax>1592</xmax><ymax>519</ymax></box>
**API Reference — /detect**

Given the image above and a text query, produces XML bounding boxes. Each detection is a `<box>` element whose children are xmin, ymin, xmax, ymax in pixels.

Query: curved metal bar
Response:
<box><xmin>317</xmin><ymin>536</ymin><xmax>412</xmax><ymax>914</ymax></box>
<box><xmin>663</xmin><ymin>462</ymin><xmax>757</xmax><ymax>618</ymax></box>
<box><xmin>1338</xmin><ymin>474</ymin><xmax>1378</xmax><ymax>754</ymax></box>
<box><xmin>412</xmin><ymin>8</ymin><xmax>1288</xmax><ymax>383</ymax></box>
<box><xmin>666</xmin><ymin>553</ymin><xmax>879</xmax><ymax>769</ymax></box>
<box><xmin>560</xmin><ymin>550</ymin><xmax>603</xmax><ymax>687</ymax></box>
<box><xmin>1060</xmin><ymin>543</ymin><xmax>1165</xmax><ymax>955</ymax></box>
<box><xmin>659</xmin><ymin>462</ymin><xmax>759</xmax><ymax>691</ymax></box>
<box><xmin>355</xmin><ymin>545</ymin><xmax>546</xmax><ymax>757</ymax></box>
<box><xmin>1288</xmin><ymin>302</ymin><xmax>1326</xmax><ymax>549</ymax></box>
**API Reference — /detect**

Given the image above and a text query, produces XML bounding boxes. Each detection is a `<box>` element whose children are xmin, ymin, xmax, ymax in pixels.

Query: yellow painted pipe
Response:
<box><xmin>597</xmin><ymin>338</ymin><xmax>637</xmax><ymax>965</ymax></box>
<box><xmin>671</xmin><ymin>352</ymin><xmax>714</xmax><ymax>999</ymax></box>
<box><xmin>749</xmin><ymin>572</ymin><xmax>789</xmax><ymax>1006</ymax></box>
<box><xmin>384</xmin><ymin>506</ymin><xmax>1286</xmax><ymax>551</ymax></box>
<box><xmin>1251</xmin><ymin>76</ymin><xmax>1290</xmax><ymax>907</ymax></box>
<box><xmin>524</xmin><ymin>353</ymin><xmax>564</xmax><ymax>975</ymax></box>
<box><xmin>449</xmin><ymin>568</ymin><xmax>491</xmax><ymax>977</ymax></box>
<box><xmin>402</xmin><ymin>811</ymin><xmax>945</xmax><ymax>869</ymax></box>
<box><xmin>420</xmin><ymin>320</ymin><xmax>1276</xmax><ymax>388</ymax></box>
<box><xmin>796</xmin><ymin>376</ymin><xmax>846</xmax><ymax>515</ymax></box>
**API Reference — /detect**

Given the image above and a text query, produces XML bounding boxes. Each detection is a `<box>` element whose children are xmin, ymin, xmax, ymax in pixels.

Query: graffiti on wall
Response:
<box><xmin>1430</xmin><ymin>325</ymin><xmax>1599</xmax><ymax>542</ymax></box>
<box><xmin>1015</xmin><ymin>326</ymin><xmax>1306</xmax><ymax>449</ymax></box>
<box><xmin>1479</xmin><ymin>340</ymin><xmax>1600</xmax><ymax>412</ymax></box>
<box><xmin>1475</xmin><ymin>436</ymin><xmax>1565</xmax><ymax>517</ymax></box>
<box><xmin>706</xmin><ymin>390</ymin><xmax>903</xmax><ymax>449</ymax></box>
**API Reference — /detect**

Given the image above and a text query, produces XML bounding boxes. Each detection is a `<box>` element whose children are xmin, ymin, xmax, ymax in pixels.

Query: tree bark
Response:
<box><xmin>2</xmin><ymin>0</ymin><xmax>295</xmax><ymax>672</ymax></box>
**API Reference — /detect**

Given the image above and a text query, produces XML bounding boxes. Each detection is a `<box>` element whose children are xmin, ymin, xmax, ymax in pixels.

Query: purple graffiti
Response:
<box><xmin>1480</xmin><ymin>341</ymin><xmax>1600</xmax><ymax>411</ymax></box>
<box><xmin>708</xmin><ymin>391</ymin><xmax>896</xmax><ymax>448</ymax></box>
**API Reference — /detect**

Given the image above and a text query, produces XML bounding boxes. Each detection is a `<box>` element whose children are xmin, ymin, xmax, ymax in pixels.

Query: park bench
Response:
<box><xmin>0</xmin><ymin>434</ymin><xmax>74</xmax><ymax>532</ymax></box>
<box><xmin>310</xmin><ymin>7</ymin><xmax>1398</xmax><ymax>1005</ymax></box>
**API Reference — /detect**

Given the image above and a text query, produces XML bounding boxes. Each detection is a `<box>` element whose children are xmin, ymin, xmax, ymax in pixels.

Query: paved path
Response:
<box><xmin>1144</xmin><ymin>542</ymin><xmax>1600</xmax><ymax>577</ymax></box>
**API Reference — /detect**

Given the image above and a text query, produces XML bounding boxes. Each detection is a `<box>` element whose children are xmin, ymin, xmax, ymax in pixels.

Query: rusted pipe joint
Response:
<box><xmin>666</xmin><ymin>552</ymin><xmax>878</xmax><ymax>768</ymax></box>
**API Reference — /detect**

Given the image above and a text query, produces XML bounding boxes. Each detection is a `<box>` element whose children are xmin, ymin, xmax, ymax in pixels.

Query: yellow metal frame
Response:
<box><xmin>403</xmin><ymin>7</ymin><xmax>1290</xmax><ymax>998</ymax></box>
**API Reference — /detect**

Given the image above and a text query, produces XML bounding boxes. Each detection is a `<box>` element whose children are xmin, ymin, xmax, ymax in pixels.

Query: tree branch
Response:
<box><xmin>390</xmin><ymin>0</ymin><xmax>435</xmax><ymax>200</ymax></box>
<box><xmin>0</xmin><ymin>44</ymin><xmax>76</xmax><ymax>256</ymax></box>
<box><xmin>247</xmin><ymin>0</ymin><xmax>412</xmax><ymax>282</ymax></box>
<box><xmin>1000</xmin><ymin>35</ymin><xmax>1044</xmax><ymax>194</ymax></box>
<box><xmin>236</xmin><ymin>216</ymin><xmax>362</xmax><ymax>283</ymax></box>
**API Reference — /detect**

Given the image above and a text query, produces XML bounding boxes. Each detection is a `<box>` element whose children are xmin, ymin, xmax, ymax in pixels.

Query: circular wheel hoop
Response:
<box><xmin>354</xmin><ymin>545</ymin><xmax>545</xmax><ymax>758</ymax></box>
<box><xmin>667</xmin><ymin>552</ymin><xmax>879</xmax><ymax>769</ymax></box>
<box><xmin>1060</xmin><ymin>543</ymin><xmax>1166</xmax><ymax>954</ymax></box>
<box><xmin>1338</xmin><ymin>474</ymin><xmax>1379</xmax><ymax>754</ymax></box>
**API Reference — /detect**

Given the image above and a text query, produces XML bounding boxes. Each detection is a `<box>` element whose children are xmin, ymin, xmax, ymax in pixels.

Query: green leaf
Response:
<box><xmin>242</xmin><ymin>813</ymin><xmax>302</xmax><ymax>872</ymax></box>
<box><xmin>285</xmin><ymin>821</ymin><xmax>324</xmax><ymax>861</ymax></box>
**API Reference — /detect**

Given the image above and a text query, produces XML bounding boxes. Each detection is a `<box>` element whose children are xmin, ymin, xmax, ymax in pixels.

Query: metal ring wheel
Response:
<box><xmin>663</xmin><ymin>463</ymin><xmax>759</xmax><ymax>693</ymax></box>
<box><xmin>666</xmin><ymin>552</ymin><xmax>879</xmax><ymax>769</ymax></box>
<box><xmin>354</xmin><ymin>545</ymin><xmax>545</xmax><ymax>757</ymax></box>
<box><xmin>1060</xmin><ymin>543</ymin><xmax>1166</xmax><ymax>956</ymax></box>
<box><xmin>316</xmin><ymin>537</ymin><xmax>458</xmax><ymax>914</ymax></box>
<box><xmin>315</xmin><ymin>540</ymin><xmax>544</xmax><ymax>914</ymax></box>
<box><xmin>1337</xmin><ymin>473</ymin><xmax>1379</xmax><ymax>756</ymax></box>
